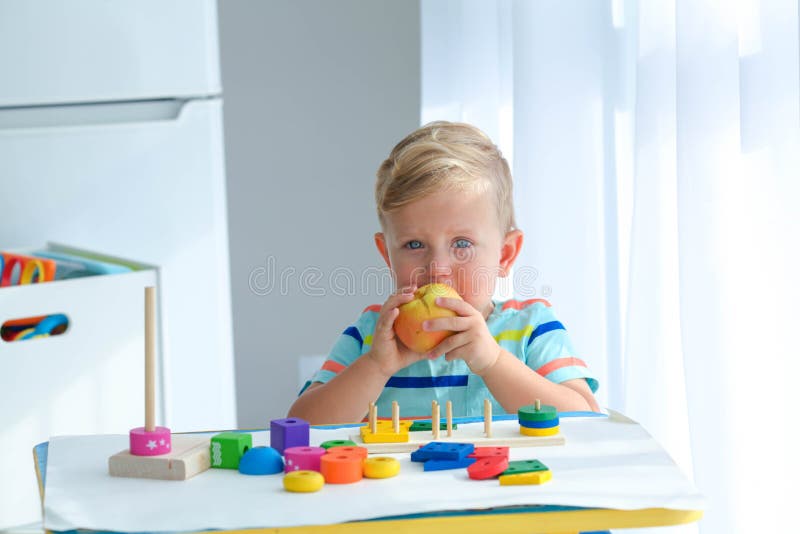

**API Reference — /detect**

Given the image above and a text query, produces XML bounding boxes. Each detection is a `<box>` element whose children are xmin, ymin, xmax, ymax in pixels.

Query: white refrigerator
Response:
<box><xmin>0</xmin><ymin>1</ymin><xmax>236</xmax><ymax>527</ymax></box>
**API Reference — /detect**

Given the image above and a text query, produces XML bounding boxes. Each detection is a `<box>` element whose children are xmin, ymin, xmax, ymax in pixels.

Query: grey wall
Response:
<box><xmin>219</xmin><ymin>1</ymin><xmax>421</xmax><ymax>427</ymax></box>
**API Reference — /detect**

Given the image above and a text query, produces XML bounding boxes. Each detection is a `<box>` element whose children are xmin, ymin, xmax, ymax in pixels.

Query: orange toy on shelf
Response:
<box><xmin>0</xmin><ymin>252</ymin><xmax>56</xmax><ymax>286</ymax></box>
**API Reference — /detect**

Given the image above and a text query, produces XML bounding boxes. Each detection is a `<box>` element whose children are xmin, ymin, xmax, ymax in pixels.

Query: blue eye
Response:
<box><xmin>454</xmin><ymin>239</ymin><xmax>472</xmax><ymax>248</ymax></box>
<box><xmin>405</xmin><ymin>240</ymin><xmax>423</xmax><ymax>250</ymax></box>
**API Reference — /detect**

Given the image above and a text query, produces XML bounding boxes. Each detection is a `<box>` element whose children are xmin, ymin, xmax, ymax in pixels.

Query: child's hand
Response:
<box><xmin>422</xmin><ymin>297</ymin><xmax>501</xmax><ymax>375</ymax></box>
<box><xmin>366</xmin><ymin>286</ymin><xmax>429</xmax><ymax>377</ymax></box>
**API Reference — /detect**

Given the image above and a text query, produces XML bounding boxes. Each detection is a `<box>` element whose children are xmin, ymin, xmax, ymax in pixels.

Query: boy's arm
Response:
<box><xmin>477</xmin><ymin>351</ymin><xmax>600</xmax><ymax>413</ymax></box>
<box><xmin>423</xmin><ymin>297</ymin><xmax>600</xmax><ymax>414</ymax></box>
<box><xmin>288</xmin><ymin>287</ymin><xmax>424</xmax><ymax>424</ymax></box>
<box><xmin>287</xmin><ymin>354</ymin><xmax>390</xmax><ymax>424</ymax></box>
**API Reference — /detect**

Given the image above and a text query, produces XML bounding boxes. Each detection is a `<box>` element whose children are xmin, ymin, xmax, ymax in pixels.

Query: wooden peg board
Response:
<box><xmin>108</xmin><ymin>435</ymin><xmax>210</xmax><ymax>480</ymax></box>
<box><xmin>349</xmin><ymin>421</ymin><xmax>565</xmax><ymax>454</ymax></box>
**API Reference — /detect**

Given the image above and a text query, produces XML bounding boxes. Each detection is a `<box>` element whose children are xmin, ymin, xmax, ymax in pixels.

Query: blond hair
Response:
<box><xmin>375</xmin><ymin>121</ymin><xmax>516</xmax><ymax>233</ymax></box>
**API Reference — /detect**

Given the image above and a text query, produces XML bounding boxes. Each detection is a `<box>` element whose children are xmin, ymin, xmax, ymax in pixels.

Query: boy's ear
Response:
<box><xmin>499</xmin><ymin>229</ymin><xmax>523</xmax><ymax>277</ymax></box>
<box><xmin>374</xmin><ymin>232</ymin><xmax>392</xmax><ymax>268</ymax></box>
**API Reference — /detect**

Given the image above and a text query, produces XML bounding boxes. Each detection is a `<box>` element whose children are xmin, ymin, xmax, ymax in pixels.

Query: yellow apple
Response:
<box><xmin>394</xmin><ymin>283</ymin><xmax>462</xmax><ymax>353</ymax></box>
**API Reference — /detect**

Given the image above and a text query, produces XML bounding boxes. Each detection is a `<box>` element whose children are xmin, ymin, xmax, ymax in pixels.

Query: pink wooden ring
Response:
<box><xmin>284</xmin><ymin>446</ymin><xmax>326</xmax><ymax>473</ymax></box>
<box><xmin>130</xmin><ymin>426</ymin><xmax>172</xmax><ymax>456</ymax></box>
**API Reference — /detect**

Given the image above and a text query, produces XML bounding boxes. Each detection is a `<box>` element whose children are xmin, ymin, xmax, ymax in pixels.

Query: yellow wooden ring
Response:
<box><xmin>363</xmin><ymin>457</ymin><xmax>400</xmax><ymax>479</ymax></box>
<box><xmin>520</xmin><ymin>425</ymin><xmax>560</xmax><ymax>437</ymax></box>
<box><xmin>20</xmin><ymin>260</ymin><xmax>46</xmax><ymax>284</ymax></box>
<box><xmin>283</xmin><ymin>470</ymin><xmax>324</xmax><ymax>493</ymax></box>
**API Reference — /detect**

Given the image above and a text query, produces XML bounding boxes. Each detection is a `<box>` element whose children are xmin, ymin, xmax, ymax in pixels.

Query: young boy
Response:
<box><xmin>289</xmin><ymin>122</ymin><xmax>599</xmax><ymax>424</ymax></box>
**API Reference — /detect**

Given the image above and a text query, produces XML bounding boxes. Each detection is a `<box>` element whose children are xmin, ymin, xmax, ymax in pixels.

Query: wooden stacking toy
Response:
<box><xmin>363</xmin><ymin>457</ymin><xmax>400</xmax><ymax>479</ymax></box>
<box><xmin>326</xmin><ymin>445</ymin><xmax>368</xmax><ymax>459</ymax></box>
<box><xmin>351</xmin><ymin>398</ymin><xmax>565</xmax><ymax>453</ymax></box>
<box><xmin>320</xmin><ymin>452</ymin><xmax>363</xmax><ymax>484</ymax></box>
<box><xmin>412</xmin><ymin>442</ymin><xmax>477</xmax><ymax>471</ymax></box>
<box><xmin>271</xmin><ymin>417</ymin><xmax>310</xmax><ymax>454</ymax></box>
<box><xmin>518</xmin><ymin>399</ymin><xmax>560</xmax><ymax>437</ymax></box>
<box><xmin>108</xmin><ymin>287</ymin><xmax>210</xmax><ymax>480</ymax></box>
<box><xmin>319</xmin><ymin>439</ymin><xmax>357</xmax><ymax>449</ymax></box>
<box><xmin>281</xmin><ymin>445</ymin><xmax>397</xmax><ymax>492</ymax></box>
<box><xmin>284</xmin><ymin>446</ymin><xmax>326</xmax><ymax>472</ymax></box>
<box><xmin>284</xmin><ymin>470</ymin><xmax>325</xmax><ymax>493</ymax></box>
<box><xmin>498</xmin><ymin>459</ymin><xmax>553</xmax><ymax>485</ymax></box>
<box><xmin>360</xmin><ymin>401</ymin><xmax>410</xmax><ymax>443</ymax></box>
<box><xmin>210</xmin><ymin>432</ymin><xmax>252</xmax><ymax>469</ymax></box>
<box><xmin>465</xmin><ymin>452</ymin><xmax>553</xmax><ymax>485</ymax></box>
<box><xmin>238</xmin><ymin>446</ymin><xmax>284</xmax><ymax>475</ymax></box>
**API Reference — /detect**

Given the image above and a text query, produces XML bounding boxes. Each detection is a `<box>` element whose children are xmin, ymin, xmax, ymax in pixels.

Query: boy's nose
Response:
<box><xmin>427</xmin><ymin>260</ymin><xmax>453</xmax><ymax>282</ymax></box>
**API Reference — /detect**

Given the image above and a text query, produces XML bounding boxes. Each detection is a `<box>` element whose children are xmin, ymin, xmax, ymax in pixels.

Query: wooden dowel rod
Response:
<box><xmin>392</xmin><ymin>401</ymin><xmax>400</xmax><ymax>433</ymax></box>
<box><xmin>369</xmin><ymin>402</ymin><xmax>377</xmax><ymax>434</ymax></box>
<box><xmin>484</xmin><ymin>398</ymin><xmax>492</xmax><ymax>437</ymax></box>
<box><xmin>145</xmin><ymin>286</ymin><xmax>156</xmax><ymax>432</ymax></box>
<box><xmin>446</xmin><ymin>400</ymin><xmax>453</xmax><ymax>437</ymax></box>
<box><xmin>432</xmin><ymin>400</ymin><xmax>440</xmax><ymax>439</ymax></box>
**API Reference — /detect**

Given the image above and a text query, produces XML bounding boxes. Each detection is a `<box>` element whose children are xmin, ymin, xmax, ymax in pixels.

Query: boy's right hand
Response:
<box><xmin>366</xmin><ymin>285</ymin><xmax>426</xmax><ymax>378</ymax></box>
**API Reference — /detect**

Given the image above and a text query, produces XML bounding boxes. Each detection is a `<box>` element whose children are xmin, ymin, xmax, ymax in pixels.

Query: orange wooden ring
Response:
<box><xmin>326</xmin><ymin>446</ymin><xmax>368</xmax><ymax>459</ymax></box>
<box><xmin>320</xmin><ymin>453</ymin><xmax>363</xmax><ymax>484</ymax></box>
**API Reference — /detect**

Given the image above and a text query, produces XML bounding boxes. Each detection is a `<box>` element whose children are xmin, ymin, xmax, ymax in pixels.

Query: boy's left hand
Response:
<box><xmin>422</xmin><ymin>297</ymin><xmax>501</xmax><ymax>375</ymax></box>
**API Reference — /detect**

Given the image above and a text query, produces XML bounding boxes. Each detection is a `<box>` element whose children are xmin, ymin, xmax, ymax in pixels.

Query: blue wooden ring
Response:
<box><xmin>518</xmin><ymin>417</ymin><xmax>560</xmax><ymax>429</ymax></box>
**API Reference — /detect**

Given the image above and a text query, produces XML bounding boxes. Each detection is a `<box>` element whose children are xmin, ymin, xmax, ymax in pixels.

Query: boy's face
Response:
<box><xmin>375</xmin><ymin>189</ymin><xmax>522</xmax><ymax>319</ymax></box>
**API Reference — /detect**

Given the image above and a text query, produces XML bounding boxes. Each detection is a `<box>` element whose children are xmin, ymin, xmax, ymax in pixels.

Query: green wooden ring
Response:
<box><xmin>517</xmin><ymin>404</ymin><xmax>558</xmax><ymax>421</ymax></box>
<box><xmin>319</xmin><ymin>439</ymin><xmax>357</xmax><ymax>449</ymax></box>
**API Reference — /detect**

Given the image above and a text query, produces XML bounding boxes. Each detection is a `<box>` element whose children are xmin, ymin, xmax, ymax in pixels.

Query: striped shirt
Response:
<box><xmin>305</xmin><ymin>298</ymin><xmax>598</xmax><ymax>418</ymax></box>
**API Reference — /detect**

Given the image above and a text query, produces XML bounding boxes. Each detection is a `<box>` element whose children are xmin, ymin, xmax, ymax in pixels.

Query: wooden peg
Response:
<box><xmin>392</xmin><ymin>401</ymin><xmax>400</xmax><ymax>433</ymax></box>
<box><xmin>108</xmin><ymin>287</ymin><xmax>209</xmax><ymax>480</ymax></box>
<box><xmin>369</xmin><ymin>402</ymin><xmax>377</xmax><ymax>434</ymax></box>
<box><xmin>484</xmin><ymin>399</ymin><xmax>492</xmax><ymax>437</ymax></box>
<box><xmin>535</xmin><ymin>398</ymin><xmax>541</xmax><ymax>411</ymax></box>
<box><xmin>446</xmin><ymin>400</ymin><xmax>453</xmax><ymax>437</ymax></box>
<box><xmin>144</xmin><ymin>286</ymin><xmax>158</xmax><ymax>432</ymax></box>
<box><xmin>432</xmin><ymin>400</ymin><xmax>440</xmax><ymax>439</ymax></box>
<box><xmin>129</xmin><ymin>286</ymin><xmax>171</xmax><ymax>456</ymax></box>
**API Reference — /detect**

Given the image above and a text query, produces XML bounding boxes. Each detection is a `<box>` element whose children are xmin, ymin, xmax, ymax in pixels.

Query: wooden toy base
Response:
<box><xmin>108</xmin><ymin>435</ymin><xmax>211</xmax><ymax>480</ymax></box>
<box><xmin>350</xmin><ymin>423</ymin><xmax>565</xmax><ymax>453</ymax></box>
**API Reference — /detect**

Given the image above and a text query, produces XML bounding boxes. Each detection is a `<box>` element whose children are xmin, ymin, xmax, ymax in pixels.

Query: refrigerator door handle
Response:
<box><xmin>0</xmin><ymin>98</ymin><xmax>206</xmax><ymax>131</ymax></box>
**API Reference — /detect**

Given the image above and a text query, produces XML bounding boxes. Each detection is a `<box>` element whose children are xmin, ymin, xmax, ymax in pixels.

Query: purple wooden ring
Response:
<box><xmin>284</xmin><ymin>446</ymin><xmax>326</xmax><ymax>473</ymax></box>
<box><xmin>130</xmin><ymin>426</ymin><xmax>172</xmax><ymax>456</ymax></box>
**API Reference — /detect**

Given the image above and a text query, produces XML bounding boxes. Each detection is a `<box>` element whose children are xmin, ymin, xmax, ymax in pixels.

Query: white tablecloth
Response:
<box><xmin>43</xmin><ymin>411</ymin><xmax>705</xmax><ymax>532</ymax></box>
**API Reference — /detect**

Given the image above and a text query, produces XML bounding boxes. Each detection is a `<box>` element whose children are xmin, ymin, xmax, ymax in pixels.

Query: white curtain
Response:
<box><xmin>422</xmin><ymin>1</ymin><xmax>800</xmax><ymax>533</ymax></box>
